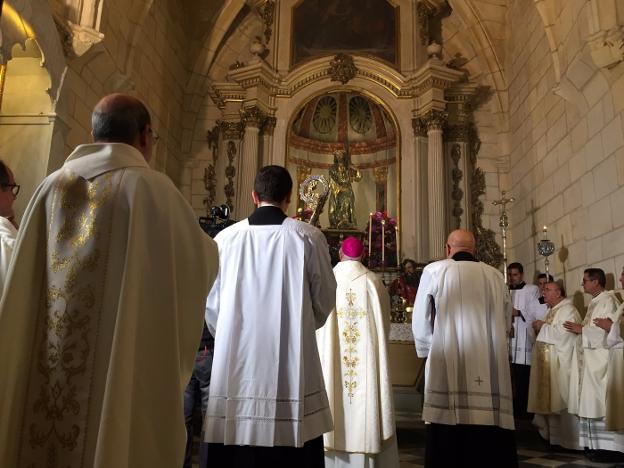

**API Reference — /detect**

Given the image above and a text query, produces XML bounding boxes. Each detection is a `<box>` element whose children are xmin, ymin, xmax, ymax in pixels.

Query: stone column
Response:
<box><xmin>236</xmin><ymin>107</ymin><xmax>265</xmax><ymax>219</ymax></box>
<box><xmin>412</xmin><ymin>117</ymin><xmax>429</xmax><ymax>262</ymax></box>
<box><xmin>425</xmin><ymin>110</ymin><xmax>447</xmax><ymax>261</ymax></box>
<box><xmin>261</xmin><ymin>116</ymin><xmax>277</xmax><ymax>166</ymax></box>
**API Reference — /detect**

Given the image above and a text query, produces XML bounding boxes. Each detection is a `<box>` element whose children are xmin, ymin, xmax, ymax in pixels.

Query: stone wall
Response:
<box><xmin>506</xmin><ymin>0</ymin><xmax>624</xmax><ymax>299</ymax></box>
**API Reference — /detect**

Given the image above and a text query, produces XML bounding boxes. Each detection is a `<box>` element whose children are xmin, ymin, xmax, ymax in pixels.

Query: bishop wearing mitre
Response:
<box><xmin>316</xmin><ymin>236</ymin><xmax>399</xmax><ymax>468</ymax></box>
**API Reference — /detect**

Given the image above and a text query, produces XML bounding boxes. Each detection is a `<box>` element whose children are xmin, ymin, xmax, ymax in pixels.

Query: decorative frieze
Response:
<box><xmin>257</xmin><ymin>0</ymin><xmax>275</xmax><ymax>45</ymax></box>
<box><xmin>204</xmin><ymin>125</ymin><xmax>220</xmax><ymax>211</ymax></box>
<box><xmin>224</xmin><ymin>141</ymin><xmax>237</xmax><ymax>210</ymax></box>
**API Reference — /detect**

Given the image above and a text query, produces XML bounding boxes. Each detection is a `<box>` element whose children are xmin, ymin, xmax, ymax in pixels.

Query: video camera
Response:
<box><xmin>199</xmin><ymin>204</ymin><xmax>236</xmax><ymax>238</ymax></box>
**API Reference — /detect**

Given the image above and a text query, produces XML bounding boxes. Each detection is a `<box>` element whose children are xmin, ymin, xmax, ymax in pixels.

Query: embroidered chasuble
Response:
<box><xmin>528</xmin><ymin>298</ymin><xmax>581</xmax><ymax>414</ymax></box>
<box><xmin>316</xmin><ymin>260</ymin><xmax>399</xmax><ymax>467</ymax></box>
<box><xmin>0</xmin><ymin>143</ymin><xmax>219</xmax><ymax>468</ymax></box>
<box><xmin>413</xmin><ymin>258</ymin><xmax>514</xmax><ymax>430</ymax></box>
<box><xmin>568</xmin><ymin>290</ymin><xmax>621</xmax><ymax>419</ymax></box>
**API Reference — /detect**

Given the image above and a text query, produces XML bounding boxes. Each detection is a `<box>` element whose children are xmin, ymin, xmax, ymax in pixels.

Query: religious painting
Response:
<box><xmin>292</xmin><ymin>0</ymin><xmax>398</xmax><ymax>67</ymax></box>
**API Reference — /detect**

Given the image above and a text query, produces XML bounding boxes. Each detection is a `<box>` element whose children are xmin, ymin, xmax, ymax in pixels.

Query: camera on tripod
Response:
<box><xmin>199</xmin><ymin>204</ymin><xmax>235</xmax><ymax>238</ymax></box>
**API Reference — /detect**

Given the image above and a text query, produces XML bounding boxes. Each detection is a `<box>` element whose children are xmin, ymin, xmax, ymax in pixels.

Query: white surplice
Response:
<box><xmin>0</xmin><ymin>143</ymin><xmax>219</xmax><ymax>468</ymax></box>
<box><xmin>0</xmin><ymin>216</ymin><xmax>17</xmax><ymax>297</ymax></box>
<box><xmin>204</xmin><ymin>217</ymin><xmax>337</xmax><ymax>447</ymax></box>
<box><xmin>528</xmin><ymin>298</ymin><xmax>582</xmax><ymax>449</ymax></box>
<box><xmin>568</xmin><ymin>291</ymin><xmax>621</xmax><ymax>419</ymax></box>
<box><xmin>316</xmin><ymin>260</ymin><xmax>399</xmax><ymax>468</ymax></box>
<box><xmin>606</xmin><ymin>306</ymin><xmax>624</xmax><ymax>431</ymax></box>
<box><xmin>510</xmin><ymin>284</ymin><xmax>540</xmax><ymax>365</ymax></box>
<box><xmin>413</xmin><ymin>258</ymin><xmax>514</xmax><ymax>430</ymax></box>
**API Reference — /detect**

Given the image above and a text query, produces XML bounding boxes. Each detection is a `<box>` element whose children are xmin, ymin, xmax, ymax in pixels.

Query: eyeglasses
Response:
<box><xmin>149</xmin><ymin>128</ymin><xmax>160</xmax><ymax>143</ymax></box>
<box><xmin>2</xmin><ymin>183</ymin><xmax>19</xmax><ymax>196</ymax></box>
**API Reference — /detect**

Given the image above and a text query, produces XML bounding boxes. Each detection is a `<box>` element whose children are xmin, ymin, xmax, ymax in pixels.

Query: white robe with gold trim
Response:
<box><xmin>528</xmin><ymin>298</ymin><xmax>581</xmax><ymax>449</ymax></box>
<box><xmin>0</xmin><ymin>143</ymin><xmax>219</xmax><ymax>468</ymax></box>
<box><xmin>316</xmin><ymin>260</ymin><xmax>399</xmax><ymax>468</ymax></box>
<box><xmin>568</xmin><ymin>291</ymin><xmax>621</xmax><ymax>419</ymax></box>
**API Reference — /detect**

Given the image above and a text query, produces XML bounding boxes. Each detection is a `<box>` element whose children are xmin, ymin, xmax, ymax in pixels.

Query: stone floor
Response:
<box><xmin>396</xmin><ymin>414</ymin><xmax>624</xmax><ymax>468</ymax></box>
<box><xmin>191</xmin><ymin>415</ymin><xmax>624</xmax><ymax>467</ymax></box>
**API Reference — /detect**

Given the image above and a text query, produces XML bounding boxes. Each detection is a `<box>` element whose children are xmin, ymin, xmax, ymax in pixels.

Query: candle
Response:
<box><xmin>368</xmin><ymin>212</ymin><xmax>373</xmax><ymax>261</ymax></box>
<box><xmin>381</xmin><ymin>219</ymin><xmax>386</xmax><ymax>269</ymax></box>
<box><xmin>395</xmin><ymin>225</ymin><xmax>400</xmax><ymax>268</ymax></box>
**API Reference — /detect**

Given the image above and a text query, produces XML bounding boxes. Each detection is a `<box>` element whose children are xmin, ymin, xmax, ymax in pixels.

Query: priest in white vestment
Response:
<box><xmin>528</xmin><ymin>281</ymin><xmax>582</xmax><ymax>449</ymax></box>
<box><xmin>0</xmin><ymin>94</ymin><xmax>219</xmax><ymax>468</ymax></box>
<box><xmin>565</xmin><ymin>268</ymin><xmax>622</xmax><ymax>456</ymax></box>
<box><xmin>204</xmin><ymin>165</ymin><xmax>336</xmax><ymax>468</ymax></box>
<box><xmin>317</xmin><ymin>236</ymin><xmax>399</xmax><ymax>468</ymax></box>
<box><xmin>413</xmin><ymin>229</ymin><xmax>517</xmax><ymax>467</ymax></box>
<box><xmin>0</xmin><ymin>160</ymin><xmax>18</xmax><ymax>297</ymax></box>
<box><xmin>507</xmin><ymin>262</ymin><xmax>541</xmax><ymax>417</ymax></box>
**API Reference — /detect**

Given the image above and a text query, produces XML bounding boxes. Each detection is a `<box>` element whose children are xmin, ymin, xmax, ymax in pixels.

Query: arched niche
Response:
<box><xmin>0</xmin><ymin>38</ymin><xmax>54</xmax><ymax>217</ymax></box>
<box><xmin>286</xmin><ymin>89</ymin><xmax>399</xmax><ymax>233</ymax></box>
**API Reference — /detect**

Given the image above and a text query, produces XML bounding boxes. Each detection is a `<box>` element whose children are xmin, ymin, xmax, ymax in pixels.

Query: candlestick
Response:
<box><xmin>395</xmin><ymin>225</ymin><xmax>400</xmax><ymax>268</ymax></box>
<box><xmin>537</xmin><ymin>225</ymin><xmax>555</xmax><ymax>277</ymax></box>
<box><xmin>368</xmin><ymin>212</ymin><xmax>373</xmax><ymax>262</ymax></box>
<box><xmin>381</xmin><ymin>219</ymin><xmax>386</xmax><ymax>270</ymax></box>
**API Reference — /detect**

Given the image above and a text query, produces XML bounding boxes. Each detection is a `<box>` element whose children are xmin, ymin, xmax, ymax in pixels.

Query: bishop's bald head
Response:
<box><xmin>445</xmin><ymin>229</ymin><xmax>476</xmax><ymax>259</ymax></box>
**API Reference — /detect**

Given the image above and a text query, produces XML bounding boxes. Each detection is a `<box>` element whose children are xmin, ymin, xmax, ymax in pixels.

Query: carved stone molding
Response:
<box><xmin>450</xmin><ymin>144</ymin><xmax>463</xmax><ymax>229</ymax></box>
<box><xmin>328</xmin><ymin>53</ymin><xmax>358</xmax><ymax>85</ymax></box>
<box><xmin>412</xmin><ymin>118</ymin><xmax>428</xmax><ymax>137</ymax></box>
<box><xmin>54</xmin><ymin>18</ymin><xmax>103</xmax><ymax>58</ymax></box>
<box><xmin>422</xmin><ymin>110</ymin><xmax>447</xmax><ymax>131</ymax></box>
<box><xmin>224</xmin><ymin>141</ymin><xmax>238</xmax><ymax>210</ymax></box>
<box><xmin>257</xmin><ymin>0</ymin><xmax>276</xmax><ymax>44</ymax></box>
<box><xmin>471</xmin><ymin>167</ymin><xmax>503</xmax><ymax>268</ymax></box>
<box><xmin>445</xmin><ymin>124</ymin><xmax>471</xmax><ymax>142</ymax></box>
<box><xmin>218</xmin><ymin>120</ymin><xmax>244</xmax><ymax>140</ymax></box>
<box><xmin>587</xmin><ymin>28</ymin><xmax>624</xmax><ymax>69</ymax></box>
<box><xmin>204</xmin><ymin>125</ymin><xmax>220</xmax><ymax>211</ymax></box>
<box><xmin>416</xmin><ymin>1</ymin><xmax>435</xmax><ymax>46</ymax></box>
<box><xmin>240</xmin><ymin>106</ymin><xmax>266</xmax><ymax>129</ymax></box>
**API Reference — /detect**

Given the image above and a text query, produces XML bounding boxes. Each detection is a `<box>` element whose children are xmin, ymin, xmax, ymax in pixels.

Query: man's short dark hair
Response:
<box><xmin>92</xmin><ymin>100</ymin><xmax>151</xmax><ymax>145</ymax></box>
<box><xmin>0</xmin><ymin>161</ymin><xmax>10</xmax><ymax>186</ymax></box>
<box><xmin>538</xmin><ymin>273</ymin><xmax>554</xmax><ymax>282</ymax></box>
<box><xmin>507</xmin><ymin>262</ymin><xmax>523</xmax><ymax>274</ymax></box>
<box><xmin>253</xmin><ymin>165</ymin><xmax>293</xmax><ymax>204</ymax></box>
<box><xmin>547</xmin><ymin>280</ymin><xmax>566</xmax><ymax>298</ymax></box>
<box><xmin>401</xmin><ymin>259</ymin><xmax>417</xmax><ymax>273</ymax></box>
<box><xmin>584</xmin><ymin>268</ymin><xmax>606</xmax><ymax>288</ymax></box>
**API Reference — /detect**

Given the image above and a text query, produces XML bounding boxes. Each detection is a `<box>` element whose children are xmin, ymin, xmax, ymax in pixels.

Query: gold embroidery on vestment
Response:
<box><xmin>18</xmin><ymin>171</ymin><xmax>120</xmax><ymax>467</ymax></box>
<box><xmin>337</xmin><ymin>287</ymin><xmax>367</xmax><ymax>403</ymax></box>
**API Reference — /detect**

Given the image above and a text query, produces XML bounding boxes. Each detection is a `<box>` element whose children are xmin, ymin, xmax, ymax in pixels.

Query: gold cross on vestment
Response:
<box><xmin>346</xmin><ymin>289</ymin><xmax>356</xmax><ymax>307</ymax></box>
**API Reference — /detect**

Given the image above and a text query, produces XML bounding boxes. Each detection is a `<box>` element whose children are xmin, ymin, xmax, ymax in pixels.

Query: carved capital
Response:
<box><xmin>240</xmin><ymin>107</ymin><xmax>266</xmax><ymax>129</ymax></box>
<box><xmin>423</xmin><ymin>110</ymin><xmax>447</xmax><ymax>131</ymax></box>
<box><xmin>218</xmin><ymin>120</ymin><xmax>244</xmax><ymax>140</ymax></box>
<box><xmin>262</xmin><ymin>116</ymin><xmax>277</xmax><ymax>135</ymax></box>
<box><xmin>412</xmin><ymin>118</ymin><xmax>428</xmax><ymax>137</ymax></box>
<box><xmin>54</xmin><ymin>19</ymin><xmax>104</xmax><ymax>58</ymax></box>
<box><xmin>588</xmin><ymin>28</ymin><xmax>624</xmax><ymax>69</ymax></box>
<box><xmin>328</xmin><ymin>53</ymin><xmax>358</xmax><ymax>85</ymax></box>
